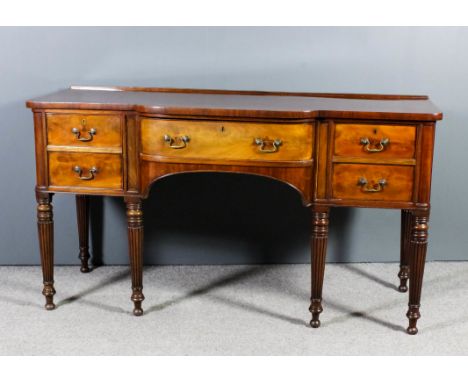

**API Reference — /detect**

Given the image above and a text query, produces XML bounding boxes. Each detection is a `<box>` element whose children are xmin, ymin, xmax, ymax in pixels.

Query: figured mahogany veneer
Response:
<box><xmin>332</xmin><ymin>163</ymin><xmax>414</xmax><ymax>202</ymax></box>
<box><xmin>27</xmin><ymin>85</ymin><xmax>442</xmax><ymax>335</ymax></box>
<box><xmin>141</xmin><ymin>119</ymin><xmax>313</xmax><ymax>162</ymax></box>
<box><xmin>47</xmin><ymin>112</ymin><xmax>122</xmax><ymax>149</ymax></box>
<box><xmin>334</xmin><ymin>123</ymin><xmax>416</xmax><ymax>160</ymax></box>
<box><xmin>48</xmin><ymin>152</ymin><xmax>123</xmax><ymax>190</ymax></box>
<box><xmin>139</xmin><ymin>160</ymin><xmax>314</xmax><ymax>203</ymax></box>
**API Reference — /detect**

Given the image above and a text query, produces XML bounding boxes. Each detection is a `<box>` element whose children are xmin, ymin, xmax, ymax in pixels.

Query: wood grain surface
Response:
<box><xmin>27</xmin><ymin>86</ymin><xmax>443</xmax><ymax>121</ymax></box>
<box><xmin>334</xmin><ymin>123</ymin><xmax>416</xmax><ymax>159</ymax></box>
<box><xmin>332</xmin><ymin>163</ymin><xmax>414</xmax><ymax>202</ymax></box>
<box><xmin>48</xmin><ymin>152</ymin><xmax>122</xmax><ymax>189</ymax></box>
<box><xmin>47</xmin><ymin>112</ymin><xmax>122</xmax><ymax>148</ymax></box>
<box><xmin>141</xmin><ymin>118</ymin><xmax>313</xmax><ymax>162</ymax></box>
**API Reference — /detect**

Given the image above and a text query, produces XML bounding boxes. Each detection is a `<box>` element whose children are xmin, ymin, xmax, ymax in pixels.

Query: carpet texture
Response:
<box><xmin>0</xmin><ymin>262</ymin><xmax>467</xmax><ymax>355</ymax></box>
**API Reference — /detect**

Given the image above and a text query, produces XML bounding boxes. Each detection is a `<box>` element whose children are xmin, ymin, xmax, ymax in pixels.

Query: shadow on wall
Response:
<box><xmin>329</xmin><ymin>207</ymin><xmax>356</xmax><ymax>263</ymax></box>
<box><xmin>89</xmin><ymin>196</ymin><xmax>104</xmax><ymax>267</ymax></box>
<box><xmin>89</xmin><ymin>172</ymin><xmax>358</xmax><ymax>265</ymax></box>
<box><xmin>89</xmin><ymin>173</ymin><xmax>306</xmax><ymax>264</ymax></box>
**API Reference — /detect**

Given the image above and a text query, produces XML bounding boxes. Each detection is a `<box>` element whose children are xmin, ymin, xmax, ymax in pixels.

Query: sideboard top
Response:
<box><xmin>26</xmin><ymin>86</ymin><xmax>443</xmax><ymax>121</ymax></box>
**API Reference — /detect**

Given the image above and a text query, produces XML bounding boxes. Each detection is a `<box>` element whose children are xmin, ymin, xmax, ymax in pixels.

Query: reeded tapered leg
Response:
<box><xmin>309</xmin><ymin>205</ymin><xmax>330</xmax><ymax>328</ymax></box>
<box><xmin>406</xmin><ymin>209</ymin><xmax>430</xmax><ymax>335</ymax></box>
<box><xmin>36</xmin><ymin>191</ymin><xmax>56</xmax><ymax>310</ymax></box>
<box><xmin>398</xmin><ymin>209</ymin><xmax>412</xmax><ymax>292</ymax></box>
<box><xmin>125</xmin><ymin>197</ymin><xmax>145</xmax><ymax>316</ymax></box>
<box><xmin>76</xmin><ymin>195</ymin><xmax>91</xmax><ymax>273</ymax></box>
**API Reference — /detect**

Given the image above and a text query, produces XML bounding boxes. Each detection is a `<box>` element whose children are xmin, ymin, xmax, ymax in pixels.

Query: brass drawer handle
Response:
<box><xmin>360</xmin><ymin>137</ymin><xmax>389</xmax><ymax>153</ymax></box>
<box><xmin>72</xmin><ymin>127</ymin><xmax>97</xmax><ymax>142</ymax></box>
<box><xmin>73</xmin><ymin>166</ymin><xmax>98</xmax><ymax>180</ymax></box>
<box><xmin>254</xmin><ymin>138</ymin><xmax>282</xmax><ymax>153</ymax></box>
<box><xmin>163</xmin><ymin>134</ymin><xmax>190</xmax><ymax>149</ymax></box>
<box><xmin>357</xmin><ymin>177</ymin><xmax>387</xmax><ymax>192</ymax></box>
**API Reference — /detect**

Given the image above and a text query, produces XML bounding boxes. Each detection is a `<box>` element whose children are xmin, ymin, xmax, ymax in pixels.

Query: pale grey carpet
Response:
<box><xmin>0</xmin><ymin>262</ymin><xmax>467</xmax><ymax>355</ymax></box>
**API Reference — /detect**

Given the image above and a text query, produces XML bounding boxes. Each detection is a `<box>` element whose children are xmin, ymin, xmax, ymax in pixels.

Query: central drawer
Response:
<box><xmin>140</xmin><ymin>119</ymin><xmax>313</xmax><ymax>162</ymax></box>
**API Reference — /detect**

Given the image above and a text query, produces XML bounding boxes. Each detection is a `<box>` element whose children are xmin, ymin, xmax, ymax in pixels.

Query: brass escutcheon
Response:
<box><xmin>72</xmin><ymin>119</ymin><xmax>97</xmax><ymax>142</ymax></box>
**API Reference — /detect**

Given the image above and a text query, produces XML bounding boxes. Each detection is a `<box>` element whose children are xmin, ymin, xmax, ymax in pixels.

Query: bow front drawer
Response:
<box><xmin>332</xmin><ymin>163</ymin><xmax>414</xmax><ymax>202</ymax></box>
<box><xmin>140</xmin><ymin>119</ymin><xmax>313</xmax><ymax>162</ymax></box>
<box><xmin>46</xmin><ymin>113</ymin><xmax>122</xmax><ymax>148</ymax></box>
<box><xmin>48</xmin><ymin>152</ymin><xmax>122</xmax><ymax>189</ymax></box>
<box><xmin>334</xmin><ymin>123</ymin><xmax>416</xmax><ymax>159</ymax></box>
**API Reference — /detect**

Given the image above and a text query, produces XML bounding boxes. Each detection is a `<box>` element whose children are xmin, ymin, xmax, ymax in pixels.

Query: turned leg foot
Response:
<box><xmin>309</xmin><ymin>299</ymin><xmax>323</xmax><ymax>328</ymax></box>
<box><xmin>76</xmin><ymin>195</ymin><xmax>91</xmax><ymax>273</ymax></box>
<box><xmin>406</xmin><ymin>305</ymin><xmax>421</xmax><ymax>335</ymax></box>
<box><xmin>406</xmin><ymin>209</ymin><xmax>429</xmax><ymax>335</ymax></box>
<box><xmin>398</xmin><ymin>210</ymin><xmax>412</xmax><ymax>293</ymax></box>
<box><xmin>131</xmin><ymin>288</ymin><xmax>145</xmax><ymax>316</ymax></box>
<box><xmin>126</xmin><ymin>197</ymin><xmax>145</xmax><ymax>316</ymax></box>
<box><xmin>309</xmin><ymin>206</ymin><xmax>329</xmax><ymax>329</ymax></box>
<box><xmin>37</xmin><ymin>191</ymin><xmax>56</xmax><ymax>311</ymax></box>
<box><xmin>79</xmin><ymin>262</ymin><xmax>90</xmax><ymax>274</ymax></box>
<box><xmin>79</xmin><ymin>249</ymin><xmax>91</xmax><ymax>273</ymax></box>
<box><xmin>43</xmin><ymin>282</ymin><xmax>56</xmax><ymax>310</ymax></box>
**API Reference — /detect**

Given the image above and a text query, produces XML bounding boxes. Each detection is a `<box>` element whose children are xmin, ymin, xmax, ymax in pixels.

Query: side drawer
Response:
<box><xmin>48</xmin><ymin>152</ymin><xmax>122</xmax><ymax>189</ymax></box>
<box><xmin>332</xmin><ymin>163</ymin><xmax>414</xmax><ymax>202</ymax></box>
<box><xmin>47</xmin><ymin>113</ymin><xmax>122</xmax><ymax>148</ymax></box>
<box><xmin>141</xmin><ymin>119</ymin><xmax>313</xmax><ymax>162</ymax></box>
<box><xmin>334</xmin><ymin>123</ymin><xmax>416</xmax><ymax>159</ymax></box>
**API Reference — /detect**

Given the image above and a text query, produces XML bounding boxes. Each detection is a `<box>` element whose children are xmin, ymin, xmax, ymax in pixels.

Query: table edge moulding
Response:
<box><xmin>27</xmin><ymin>85</ymin><xmax>443</xmax><ymax>335</ymax></box>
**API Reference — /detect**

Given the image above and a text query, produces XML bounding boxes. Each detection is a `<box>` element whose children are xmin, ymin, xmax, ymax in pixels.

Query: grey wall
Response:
<box><xmin>0</xmin><ymin>27</ymin><xmax>466</xmax><ymax>265</ymax></box>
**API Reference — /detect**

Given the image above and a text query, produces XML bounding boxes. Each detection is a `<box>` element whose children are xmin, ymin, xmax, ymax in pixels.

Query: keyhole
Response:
<box><xmin>220</xmin><ymin>125</ymin><xmax>225</xmax><ymax>133</ymax></box>
<box><xmin>373</xmin><ymin>128</ymin><xmax>378</xmax><ymax>135</ymax></box>
<box><xmin>81</xmin><ymin>119</ymin><xmax>87</xmax><ymax>126</ymax></box>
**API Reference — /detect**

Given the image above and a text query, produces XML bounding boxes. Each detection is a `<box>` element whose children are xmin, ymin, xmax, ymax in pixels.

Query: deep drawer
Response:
<box><xmin>332</xmin><ymin>163</ymin><xmax>414</xmax><ymax>202</ymax></box>
<box><xmin>48</xmin><ymin>152</ymin><xmax>122</xmax><ymax>189</ymax></box>
<box><xmin>140</xmin><ymin>119</ymin><xmax>313</xmax><ymax>162</ymax></box>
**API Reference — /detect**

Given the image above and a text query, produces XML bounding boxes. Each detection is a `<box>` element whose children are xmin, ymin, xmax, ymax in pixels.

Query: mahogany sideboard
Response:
<box><xmin>27</xmin><ymin>86</ymin><xmax>442</xmax><ymax>335</ymax></box>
